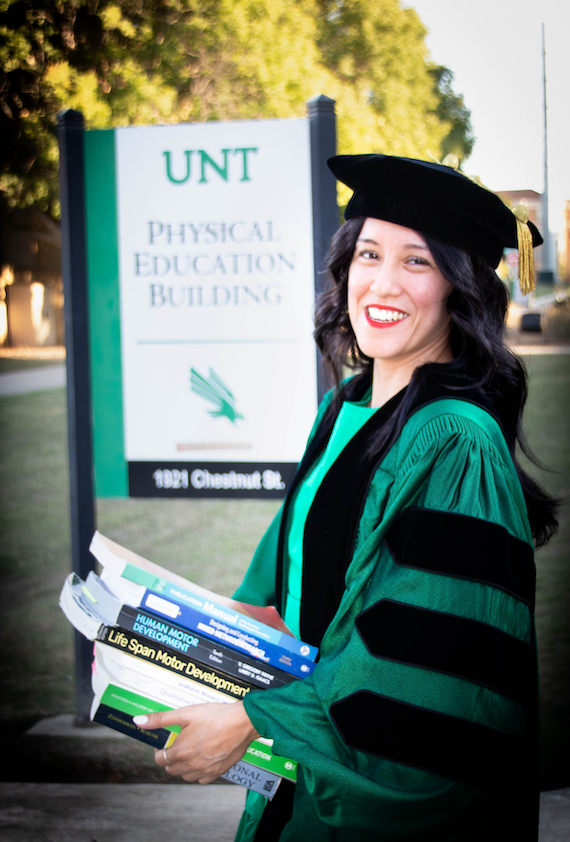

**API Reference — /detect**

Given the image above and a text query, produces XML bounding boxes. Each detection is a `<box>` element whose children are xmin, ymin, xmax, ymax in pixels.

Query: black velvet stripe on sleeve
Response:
<box><xmin>385</xmin><ymin>507</ymin><xmax>535</xmax><ymax>611</ymax></box>
<box><xmin>330</xmin><ymin>691</ymin><xmax>526</xmax><ymax>791</ymax></box>
<box><xmin>356</xmin><ymin>599</ymin><xmax>532</xmax><ymax>705</ymax></box>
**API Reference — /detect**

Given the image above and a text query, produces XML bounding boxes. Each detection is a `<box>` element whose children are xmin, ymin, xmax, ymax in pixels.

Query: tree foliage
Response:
<box><xmin>429</xmin><ymin>65</ymin><xmax>475</xmax><ymax>160</ymax></box>
<box><xmin>0</xmin><ymin>0</ymin><xmax>474</xmax><ymax>218</ymax></box>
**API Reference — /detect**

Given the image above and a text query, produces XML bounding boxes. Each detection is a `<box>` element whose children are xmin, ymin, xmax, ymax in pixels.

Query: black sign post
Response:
<box><xmin>57</xmin><ymin>108</ymin><xmax>96</xmax><ymax>722</ymax></box>
<box><xmin>308</xmin><ymin>95</ymin><xmax>338</xmax><ymax>403</ymax></box>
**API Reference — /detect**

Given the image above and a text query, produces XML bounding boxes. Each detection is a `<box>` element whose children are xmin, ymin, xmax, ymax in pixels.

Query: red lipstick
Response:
<box><xmin>364</xmin><ymin>305</ymin><xmax>408</xmax><ymax>329</ymax></box>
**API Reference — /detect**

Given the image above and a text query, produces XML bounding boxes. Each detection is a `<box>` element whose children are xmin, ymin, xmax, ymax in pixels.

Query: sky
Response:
<box><xmin>407</xmin><ymin>0</ymin><xmax>570</xmax><ymax>235</ymax></box>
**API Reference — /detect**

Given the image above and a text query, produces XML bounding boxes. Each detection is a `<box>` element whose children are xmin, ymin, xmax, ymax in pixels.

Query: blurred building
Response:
<box><xmin>0</xmin><ymin>208</ymin><xmax>64</xmax><ymax>347</ymax></box>
<box><xmin>558</xmin><ymin>201</ymin><xmax>570</xmax><ymax>284</ymax></box>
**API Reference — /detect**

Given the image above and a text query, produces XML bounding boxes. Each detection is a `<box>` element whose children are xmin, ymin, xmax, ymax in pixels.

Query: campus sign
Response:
<box><xmin>84</xmin><ymin>118</ymin><xmax>319</xmax><ymax>498</ymax></box>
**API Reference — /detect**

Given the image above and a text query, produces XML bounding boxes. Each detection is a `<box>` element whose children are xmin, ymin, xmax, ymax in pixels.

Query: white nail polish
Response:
<box><xmin>133</xmin><ymin>715</ymin><xmax>149</xmax><ymax>725</ymax></box>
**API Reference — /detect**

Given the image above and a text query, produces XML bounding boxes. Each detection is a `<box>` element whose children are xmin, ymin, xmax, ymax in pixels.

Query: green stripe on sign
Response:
<box><xmin>84</xmin><ymin>129</ymin><xmax>127</xmax><ymax>496</ymax></box>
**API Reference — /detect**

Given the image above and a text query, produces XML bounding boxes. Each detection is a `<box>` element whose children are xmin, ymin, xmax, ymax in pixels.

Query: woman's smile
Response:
<box><xmin>365</xmin><ymin>305</ymin><xmax>409</xmax><ymax>327</ymax></box>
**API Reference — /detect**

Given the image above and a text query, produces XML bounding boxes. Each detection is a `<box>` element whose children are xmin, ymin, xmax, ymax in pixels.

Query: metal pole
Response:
<box><xmin>308</xmin><ymin>95</ymin><xmax>338</xmax><ymax>403</ymax></box>
<box><xmin>540</xmin><ymin>22</ymin><xmax>554</xmax><ymax>283</ymax></box>
<box><xmin>57</xmin><ymin>108</ymin><xmax>96</xmax><ymax>723</ymax></box>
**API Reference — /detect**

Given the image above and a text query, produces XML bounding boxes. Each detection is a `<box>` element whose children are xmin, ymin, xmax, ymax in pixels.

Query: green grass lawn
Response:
<box><xmin>0</xmin><ymin>358</ymin><xmax>65</xmax><ymax>373</ymax></box>
<box><xmin>520</xmin><ymin>355</ymin><xmax>570</xmax><ymax>789</ymax></box>
<box><xmin>0</xmin><ymin>354</ymin><xmax>569</xmax><ymax>787</ymax></box>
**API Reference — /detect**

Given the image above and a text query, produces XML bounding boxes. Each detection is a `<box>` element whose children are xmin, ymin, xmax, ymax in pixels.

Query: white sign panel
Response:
<box><xmin>114</xmin><ymin>119</ymin><xmax>317</xmax><ymax>497</ymax></box>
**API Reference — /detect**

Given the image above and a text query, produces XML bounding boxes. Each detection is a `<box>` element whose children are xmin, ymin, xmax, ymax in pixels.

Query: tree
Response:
<box><xmin>0</xmin><ymin>0</ymin><xmax>474</xmax><ymax>219</ymax></box>
<box><xmin>429</xmin><ymin>65</ymin><xmax>475</xmax><ymax>160</ymax></box>
<box><xmin>0</xmin><ymin>0</ymin><xmax>211</xmax><ymax>215</ymax></box>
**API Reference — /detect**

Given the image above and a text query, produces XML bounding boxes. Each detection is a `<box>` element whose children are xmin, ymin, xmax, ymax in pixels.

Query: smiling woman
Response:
<box><xmin>139</xmin><ymin>155</ymin><xmax>557</xmax><ymax>842</ymax></box>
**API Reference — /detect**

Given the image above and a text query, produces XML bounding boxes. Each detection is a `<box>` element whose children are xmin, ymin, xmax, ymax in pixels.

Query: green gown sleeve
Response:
<box><xmin>241</xmin><ymin>407</ymin><xmax>536</xmax><ymax>840</ymax></box>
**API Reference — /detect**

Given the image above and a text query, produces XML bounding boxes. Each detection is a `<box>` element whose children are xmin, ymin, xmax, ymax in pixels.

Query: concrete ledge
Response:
<box><xmin>0</xmin><ymin>782</ymin><xmax>568</xmax><ymax>841</ymax></box>
<box><xmin>0</xmin><ymin>782</ymin><xmax>246</xmax><ymax>842</ymax></box>
<box><xmin>539</xmin><ymin>788</ymin><xmax>570</xmax><ymax>842</ymax></box>
<box><xmin>26</xmin><ymin>714</ymin><xmax>128</xmax><ymax>740</ymax></box>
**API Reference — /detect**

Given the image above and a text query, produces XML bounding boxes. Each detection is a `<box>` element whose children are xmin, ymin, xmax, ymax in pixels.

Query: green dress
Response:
<box><xmin>233</xmin><ymin>377</ymin><xmax>537</xmax><ymax>841</ymax></box>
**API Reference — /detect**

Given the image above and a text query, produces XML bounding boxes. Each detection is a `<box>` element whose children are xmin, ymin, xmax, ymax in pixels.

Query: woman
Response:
<box><xmin>135</xmin><ymin>155</ymin><xmax>557</xmax><ymax>841</ymax></box>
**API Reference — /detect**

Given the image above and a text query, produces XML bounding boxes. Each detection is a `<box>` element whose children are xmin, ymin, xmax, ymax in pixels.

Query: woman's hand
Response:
<box><xmin>133</xmin><ymin>702</ymin><xmax>260</xmax><ymax>783</ymax></box>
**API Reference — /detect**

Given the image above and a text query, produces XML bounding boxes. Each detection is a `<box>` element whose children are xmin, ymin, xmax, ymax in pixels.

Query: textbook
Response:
<box><xmin>93</xmin><ymin>700</ymin><xmax>178</xmax><ymax>749</ymax></box>
<box><xmin>90</xmin><ymin>532</ymin><xmax>293</xmax><ymax>637</ymax></box>
<box><xmin>114</xmin><ymin>605</ymin><xmax>296</xmax><ymax>690</ymax></box>
<box><xmin>134</xmin><ymin>587</ymin><xmax>314</xmax><ymax>678</ymax></box>
<box><xmin>91</xmin><ymin>532</ymin><xmax>317</xmax><ymax>677</ymax></box>
<box><xmin>92</xmin><ymin>659</ymin><xmax>298</xmax><ymax>783</ymax></box>
<box><xmin>98</xmin><ymin>629</ymin><xmax>253</xmax><ymax>701</ymax></box>
<box><xmin>61</xmin><ymin>570</ymin><xmax>297</xmax><ymax>690</ymax></box>
<box><xmin>221</xmin><ymin>759</ymin><xmax>282</xmax><ymax>798</ymax></box>
<box><xmin>93</xmin><ymin>641</ymin><xmax>240</xmax><ymax>709</ymax></box>
<box><xmin>92</xmin><ymin>679</ymin><xmax>297</xmax><ymax>784</ymax></box>
<box><xmin>91</xmin><ymin>645</ymin><xmax>297</xmax><ymax>782</ymax></box>
<box><xmin>90</xmin><ymin>657</ymin><xmax>296</xmax><ymax>792</ymax></box>
<box><xmin>60</xmin><ymin>571</ymin><xmax>111</xmax><ymax>640</ymax></box>
<box><xmin>93</xmin><ymin>642</ymin><xmax>299</xmax><ymax>781</ymax></box>
<box><xmin>59</xmin><ymin>532</ymin><xmax>310</xmax><ymax>798</ymax></box>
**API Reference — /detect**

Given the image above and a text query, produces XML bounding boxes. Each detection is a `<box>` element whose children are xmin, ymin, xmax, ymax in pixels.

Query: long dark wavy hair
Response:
<box><xmin>314</xmin><ymin>216</ymin><xmax>558</xmax><ymax>547</ymax></box>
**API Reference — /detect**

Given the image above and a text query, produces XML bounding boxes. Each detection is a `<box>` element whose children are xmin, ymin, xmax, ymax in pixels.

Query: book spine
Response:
<box><xmin>98</xmin><ymin>627</ymin><xmax>254</xmax><ymax>701</ymax></box>
<box><xmin>95</xmin><ymin>682</ymin><xmax>181</xmax><ymax>733</ymax></box>
<box><xmin>117</xmin><ymin>605</ymin><xmax>297</xmax><ymax>689</ymax></box>
<box><xmin>141</xmin><ymin>590</ymin><xmax>315</xmax><ymax>679</ymax></box>
<box><xmin>221</xmin><ymin>759</ymin><xmax>282</xmax><ymax>800</ymax></box>
<box><xmin>122</xmin><ymin>561</ymin><xmax>317</xmax><ymax>660</ymax></box>
<box><xmin>245</xmin><ymin>741</ymin><xmax>298</xmax><ymax>783</ymax></box>
<box><xmin>104</xmin><ymin>660</ymin><xmax>236</xmax><ymax>709</ymax></box>
<box><xmin>93</xmin><ymin>641</ymin><xmax>237</xmax><ymax>710</ymax></box>
<box><xmin>92</xmin><ymin>702</ymin><xmax>176</xmax><ymax>750</ymax></box>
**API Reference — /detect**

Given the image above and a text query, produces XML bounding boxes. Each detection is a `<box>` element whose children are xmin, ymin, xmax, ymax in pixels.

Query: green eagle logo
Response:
<box><xmin>190</xmin><ymin>367</ymin><xmax>244</xmax><ymax>424</ymax></box>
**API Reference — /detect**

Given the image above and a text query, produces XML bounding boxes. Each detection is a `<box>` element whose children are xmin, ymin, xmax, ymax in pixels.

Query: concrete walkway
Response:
<box><xmin>0</xmin><ymin>363</ymin><xmax>66</xmax><ymax>396</ymax></box>
<box><xmin>2</xmin><ymin>716</ymin><xmax>247</xmax><ymax>841</ymax></box>
<box><xmin>0</xmin><ymin>717</ymin><xmax>566</xmax><ymax>842</ymax></box>
<box><xmin>540</xmin><ymin>789</ymin><xmax>570</xmax><ymax>842</ymax></box>
<box><xmin>1</xmin><ymin>780</ymin><xmax>568</xmax><ymax>841</ymax></box>
<box><xmin>0</xmin><ymin>782</ymin><xmax>246</xmax><ymax>842</ymax></box>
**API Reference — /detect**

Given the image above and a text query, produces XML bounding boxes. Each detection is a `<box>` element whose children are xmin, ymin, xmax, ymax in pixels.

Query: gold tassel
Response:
<box><xmin>441</xmin><ymin>154</ymin><xmax>460</xmax><ymax>171</ymax></box>
<box><xmin>512</xmin><ymin>205</ymin><xmax>535</xmax><ymax>295</ymax></box>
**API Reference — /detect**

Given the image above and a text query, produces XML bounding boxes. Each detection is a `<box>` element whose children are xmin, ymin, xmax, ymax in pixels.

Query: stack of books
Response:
<box><xmin>60</xmin><ymin>531</ymin><xmax>318</xmax><ymax>799</ymax></box>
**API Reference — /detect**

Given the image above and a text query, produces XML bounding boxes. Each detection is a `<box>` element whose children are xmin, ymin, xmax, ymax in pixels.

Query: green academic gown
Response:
<box><xmin>233</xmin><ymin>374</ymin><xmax>538</xmax><ymax>842</ymax></box>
